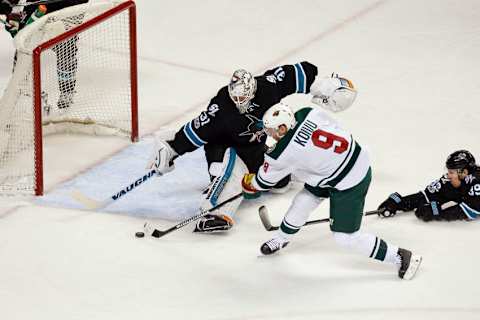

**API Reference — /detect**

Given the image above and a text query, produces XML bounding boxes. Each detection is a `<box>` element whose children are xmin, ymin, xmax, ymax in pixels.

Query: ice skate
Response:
<box><xmin>260</xmin><ymin>235</ymin><xmax>289</xmax><ymax>255</ymax></box>
<box><xmin>398</xmin><ymin>248</ymin><xmax>422</xmax><ymax>280</ymax></box>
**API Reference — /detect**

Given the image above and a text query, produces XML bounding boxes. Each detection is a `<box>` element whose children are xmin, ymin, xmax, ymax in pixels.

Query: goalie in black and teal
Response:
<box><xmin>146</xmin><ymin>61</ymin><xmax>336</xmax><ymax>233</ymax></box>
<box><xmin>242</xmin><ymin>95</ymin><xmax>422</xmax><ymax>280</ymax></box>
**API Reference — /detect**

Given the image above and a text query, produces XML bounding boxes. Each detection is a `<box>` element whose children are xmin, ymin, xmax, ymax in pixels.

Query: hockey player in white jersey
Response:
<box><xmin>147</xmin><ymin>64</ymin><xmax>350</xmax><ymax>233</ymax></box>
<box><xmin>242</xmin><ymin>92</ymin><xmax>422</xmax><ymax>279</ymax></box>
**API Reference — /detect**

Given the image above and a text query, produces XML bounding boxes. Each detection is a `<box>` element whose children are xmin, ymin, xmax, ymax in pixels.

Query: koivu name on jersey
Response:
<box><xmin>294</xmin><ymin>120</ymin><xmax>317</xmax><ymax>147</ymax></box>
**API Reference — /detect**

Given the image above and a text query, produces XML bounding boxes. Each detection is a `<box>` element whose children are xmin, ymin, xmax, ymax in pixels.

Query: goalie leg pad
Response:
<box><xmin>197</xmin><ymin>148</ymin><xmax>247</xmax><ymax>231</ymax></box>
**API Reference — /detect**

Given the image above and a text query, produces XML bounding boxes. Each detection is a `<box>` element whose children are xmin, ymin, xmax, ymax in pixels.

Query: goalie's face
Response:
<box><xmin>228</xmin><ymin>69</ymin><xmax>257</xmax><ymax>113</ymax></box>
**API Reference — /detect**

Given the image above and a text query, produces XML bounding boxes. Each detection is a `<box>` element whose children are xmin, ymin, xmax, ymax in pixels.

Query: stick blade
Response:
<box><xmin>144</xmin><ymin>222</ymin><xmax>167</xmax><ymax>238</ymax></box>
<box><xmin>258</xmin><ymin>205</ymin><xmax>278</xmax><ymax>231</ymax></box>
<box><xmin>71</xmin><ymin>190</ymin><xmax>104</xmax><ymax>210</ymax></box>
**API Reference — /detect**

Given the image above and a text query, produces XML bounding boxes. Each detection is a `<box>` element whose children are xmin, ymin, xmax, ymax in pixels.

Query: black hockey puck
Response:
<box><xmin>135</xmin><ymin>231</ymin><xmax>145</xmax><ymax>238</ymax></box>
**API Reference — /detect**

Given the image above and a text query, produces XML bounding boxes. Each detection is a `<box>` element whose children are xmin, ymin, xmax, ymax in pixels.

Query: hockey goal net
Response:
<box><xmin>0</xmin><ymin>1</ymin><xmax>138</xmax><ymax>196</ymax></box>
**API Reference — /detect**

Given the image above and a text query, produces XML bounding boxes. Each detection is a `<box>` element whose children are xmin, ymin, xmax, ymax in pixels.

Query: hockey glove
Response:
<box><xmin>242</xmin><ymin>173</ymin><xmax>261</xmax><ymax>199</ymax></box>
<box><xmin>415</xmin><ymin>203</ymin><xmax>467</xmax><ymax>222</ymax></box>
<box><xmin>414</xmin><ymin>201</ymin><xmax>442</xmax><ymax>222</ymax></box>
<box><xmin>5</xmin><ymin>12</ymin><xmax>22</xmax><ymax>37</ymax></box>
<box><xmin>146</xmin><ymin>138</ymin><xmax>178</xmax><ymax>175</ymax></box>
<box><xmin>377</xmin><ymin>192</ymin><xmax>404</xmax><ymax>218</ymax></box>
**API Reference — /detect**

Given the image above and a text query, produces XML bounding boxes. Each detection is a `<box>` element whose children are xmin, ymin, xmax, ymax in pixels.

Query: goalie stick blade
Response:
<box><xmin>258</xmin><ymin>205</ymin><xmax>279</xmax><ymax>231</ymax></box>
<box><xmin>71</xmin><ymin>190</ymin><xmax>104</xmax><ymax>210</ymax></box>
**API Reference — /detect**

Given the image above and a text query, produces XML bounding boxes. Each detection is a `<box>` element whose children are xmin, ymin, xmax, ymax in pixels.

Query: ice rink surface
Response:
<box><xmin>1</xmin><ymin>0</ymin><xmax>480</xmax><ymax>319</ymax></box>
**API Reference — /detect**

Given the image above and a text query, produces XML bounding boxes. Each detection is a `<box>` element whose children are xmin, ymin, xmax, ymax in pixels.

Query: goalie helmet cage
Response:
<box><xmin>0</xmin><ymin>1</ymin><xmax>138</xmax><ymax>196</ymax></box>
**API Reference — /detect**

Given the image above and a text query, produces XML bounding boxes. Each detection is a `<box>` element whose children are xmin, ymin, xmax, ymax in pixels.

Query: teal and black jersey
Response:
<box><xmin>168</xmin><ymin>61</ymin><xmax>318</xmax><ymax>172</ymax></box>
<box><xmin>421</xmin><ymin>168</ymin><xmax>480</xmax><ymax>219</ymax></box>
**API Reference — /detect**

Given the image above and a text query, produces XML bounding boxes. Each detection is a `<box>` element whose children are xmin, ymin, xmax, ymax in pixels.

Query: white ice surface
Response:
<box><xmin>1</xmin><ymin>0</ymin><xmax>480</xmax><ymax>319</ymax></box>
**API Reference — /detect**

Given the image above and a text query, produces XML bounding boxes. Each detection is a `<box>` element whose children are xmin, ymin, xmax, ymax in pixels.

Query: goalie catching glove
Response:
<box><xmin>146</xmin><ymin>137</ymin><xmax>178</xmax><ymax>175</ymax></box>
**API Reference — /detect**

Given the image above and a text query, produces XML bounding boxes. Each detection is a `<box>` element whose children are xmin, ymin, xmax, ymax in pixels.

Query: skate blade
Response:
<box><xmin>402</xmin><ymin>255</ymin><xmax>423</xmax><ymax>280</ymax></box>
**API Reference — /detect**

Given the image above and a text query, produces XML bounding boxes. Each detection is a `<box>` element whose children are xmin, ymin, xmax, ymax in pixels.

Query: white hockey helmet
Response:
<box><xmin>311</xmin><ymin>74</ymin><xmax>357</xmax><ymax>112</ymax></box>
<box><xmin>228</xmin><ymin>69</ymin><xmax>257</xmax><ymax>113</ymax></box>
<box><xmin>262</xmin><ymin>103</ymin><xmax>296</xmax><ymax>138</ymax></box>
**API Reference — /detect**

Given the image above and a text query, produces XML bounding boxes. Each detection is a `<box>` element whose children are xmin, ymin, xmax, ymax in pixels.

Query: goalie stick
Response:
<box><xmin>258</xmin><ymin>205</ymin><xmax>383</xmax><ymax>231</ymax></box>
<box><xmin>71</xmin><ymin>169</ymin><xmax>157</xmax><ymax>210</ymax></box>
<box><xmin>143</xmin><ymin>193</ymin><xmax>243</xmax><ymax>238</ymax></box>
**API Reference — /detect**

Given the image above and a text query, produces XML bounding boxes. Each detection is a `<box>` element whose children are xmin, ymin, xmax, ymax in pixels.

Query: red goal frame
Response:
<box><xmin>31</xmin><ymin>1</ymin><xmax>138</xmax><ymax>195</ymax></box>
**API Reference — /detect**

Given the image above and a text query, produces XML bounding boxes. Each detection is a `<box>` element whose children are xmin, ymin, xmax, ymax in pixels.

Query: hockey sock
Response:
<box><xmin>332</xmin><ymin>231</ymin><xmax>400</xmax><ymax>264</ymax></box>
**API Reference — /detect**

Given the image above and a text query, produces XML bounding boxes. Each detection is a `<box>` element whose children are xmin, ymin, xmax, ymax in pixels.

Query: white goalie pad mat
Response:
<box><xmin>34</xmin><ymin>135</ymin><xmax>212</xmax><ymax>220</ymax></box>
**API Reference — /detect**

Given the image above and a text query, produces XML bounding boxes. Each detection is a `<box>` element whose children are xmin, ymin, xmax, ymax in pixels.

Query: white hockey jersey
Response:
<box><xmin>253</xmin><ymin>107</ymin><xmax>370</xmax><ymax>191</ymax></box>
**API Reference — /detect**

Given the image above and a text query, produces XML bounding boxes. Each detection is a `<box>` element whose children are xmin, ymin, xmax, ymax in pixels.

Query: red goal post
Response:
<box><xmin>0</xmin><ymin>1</ymin><xmax>138</xmax><ymax>196</ymax></box>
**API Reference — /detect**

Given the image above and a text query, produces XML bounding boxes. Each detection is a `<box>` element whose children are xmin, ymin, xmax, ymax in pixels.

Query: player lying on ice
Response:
<box><xmin>377</xmin><ymin>150</ymin><xmax>480</xmax><ymax>222</ymax></box>
<box><xmin>148</xmin><ymin>62</ymin><xmax>353</xmax><ymax>233</ymax></box>
<box><xmin>241</xmin><ymin>96</ymin><xmax>422</xmax><ymax>280</ymax></box>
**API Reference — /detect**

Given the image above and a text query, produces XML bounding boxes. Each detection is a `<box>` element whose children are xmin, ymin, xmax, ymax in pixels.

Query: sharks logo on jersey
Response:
<box><xmin>239</xmin><ymin>114</ymin><xmax>265</xmax><ymax>143</ymax></box>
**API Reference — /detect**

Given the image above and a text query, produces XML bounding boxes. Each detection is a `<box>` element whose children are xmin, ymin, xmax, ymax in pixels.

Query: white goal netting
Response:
<box><xmin>0</xmin><ymin>1</ymin><xmax>137</xmax><ymax>195</ymax></box>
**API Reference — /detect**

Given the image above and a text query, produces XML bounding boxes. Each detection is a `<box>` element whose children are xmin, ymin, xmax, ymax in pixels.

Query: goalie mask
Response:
<box><xmin>228</xmin><ymin>69</ymin><xmax>257</xmax><ymax>113</ymax></box>
<box><xmin>262</xmin><ymin>103</ymin><xmax>296</xmax><ymax>139</ymax></box>
<box><xmin>311</xmin><ymin>74</ymin><xmax>357</xmax><ymax>112</ymax></box>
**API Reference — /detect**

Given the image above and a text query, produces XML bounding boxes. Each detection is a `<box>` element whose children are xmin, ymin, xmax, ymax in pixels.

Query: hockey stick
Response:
<box><xmin>143</xmin><ymin>193</ymin><xmax>243</xmax><ymax>238</ymax></box>
<box><xmin>258</xmin><ymin>205</ymin><xmax>383</xmax><ymax>231</ymax></box>
<box><xmin>71</xmin><ymin>169</ymin><xmax>157</xmax><ymax>210</ymax></box>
